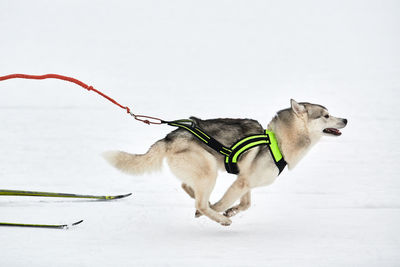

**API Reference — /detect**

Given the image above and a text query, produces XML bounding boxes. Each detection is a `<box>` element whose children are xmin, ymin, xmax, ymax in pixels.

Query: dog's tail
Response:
<box><xmin>102</xmin><ymin>140</ymin><xmax>167</xmax><ymax>175</ymax></box>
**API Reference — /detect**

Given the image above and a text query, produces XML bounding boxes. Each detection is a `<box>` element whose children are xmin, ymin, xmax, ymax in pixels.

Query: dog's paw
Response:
<box><xmin>194</xmin><ymin>210</ymin><xmax>202</xmax><ymax>218</ymax></box>
<box><xmin>223</xmin><ymin>207</ymin><xmax>239</xmax><ymax>218</ymax></box>
<box><xmin>220</xmin><ymin>217</ymin><xmax>232</xmax><ymax>226</ymax></box>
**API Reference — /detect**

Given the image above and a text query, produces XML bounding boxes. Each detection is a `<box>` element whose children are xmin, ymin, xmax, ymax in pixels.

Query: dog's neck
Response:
<box><xmin>267</xmin><ymin>113</ymin><xmax>320</xmax><ymax>170</ymax></box>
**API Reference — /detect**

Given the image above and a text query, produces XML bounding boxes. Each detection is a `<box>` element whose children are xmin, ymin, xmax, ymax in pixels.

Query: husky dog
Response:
<box><xmin>103</xmin><ymin>99</ymin><xmax>347</xmax><ymax>226</ymax></box>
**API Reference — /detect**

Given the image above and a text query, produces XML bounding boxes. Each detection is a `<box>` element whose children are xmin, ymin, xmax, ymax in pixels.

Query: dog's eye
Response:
<box><xmin>324</xmin><ymin>115</ymin><xmax>330</xmax><ymax>119</ymax></box>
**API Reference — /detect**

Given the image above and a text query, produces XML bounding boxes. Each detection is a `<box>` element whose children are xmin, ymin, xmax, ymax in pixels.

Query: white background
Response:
<box><xmin>0</xmin><ymin>0</ymin><xmax>399</xmax><ymax>266</ymax></box>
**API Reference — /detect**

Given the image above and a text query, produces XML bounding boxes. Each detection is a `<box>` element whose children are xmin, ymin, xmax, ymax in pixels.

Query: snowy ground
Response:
<box><xmin>1</xmin><ymin>1</ymin><xmax>399</xmax><ymax>266</ymax></box>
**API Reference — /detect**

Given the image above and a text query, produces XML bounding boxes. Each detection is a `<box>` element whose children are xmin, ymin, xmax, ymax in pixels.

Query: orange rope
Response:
<box><xmin>0</xmin><ymin>74</ymin><xmax>165</xmax><ymax>125</ymax></box>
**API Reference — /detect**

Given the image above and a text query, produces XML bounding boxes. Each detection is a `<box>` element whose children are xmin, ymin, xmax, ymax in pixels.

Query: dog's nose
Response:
<box><xmin>343</xmin><ymin>119</ymin><xmax>348</xmax><ymax>125</ymax></box>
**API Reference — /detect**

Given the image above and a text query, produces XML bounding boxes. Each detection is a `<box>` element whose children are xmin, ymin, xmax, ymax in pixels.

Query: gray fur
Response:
<box><xmin>165</xmin><ymin>117</ymin><xmax>264</xmax><ymax>147</ymax></box>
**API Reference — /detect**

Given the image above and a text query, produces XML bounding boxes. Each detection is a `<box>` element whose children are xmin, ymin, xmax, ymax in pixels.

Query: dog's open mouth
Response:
<box><xmin>323</xmin><ymin>128</ymin><xmax>342</xmax><ymax>136</ymax></box>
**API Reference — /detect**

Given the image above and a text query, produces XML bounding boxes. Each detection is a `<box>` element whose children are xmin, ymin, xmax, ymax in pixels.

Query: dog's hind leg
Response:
<box><xmin>182</xmin><ymin>184</ymin><xmax>213</xmax><ymax>217</ymax></box>
<box><xmin>193</xmin><ymin>178</ymin><xmax>232</xmax><ymax>226</ymax></box>
<box><xmin>182</xmin><ymin>183</ymin><xmax>212</xmax><ymax>216</ymax></box>
<box><xmin>167</xmin><ymin>148</ymin><xmax>231</xmax><ymax>226</ymax></box>
<box><xmin>223</xmin><ymin>191</ymin><xmax>251</xmax><ymax>217</ymax></box>
<box><xmin>194</xmin><ymin>190</ymin><xmax>251</xmax><ymax>218</ymax></box>
<box><xmin>181</xmin><ymin>183</ymin><xmax>195</xmax><ymax>199</ymax></box>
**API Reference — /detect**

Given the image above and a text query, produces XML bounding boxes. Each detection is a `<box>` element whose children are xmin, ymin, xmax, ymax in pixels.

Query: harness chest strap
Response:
<box><xmin>168</xmin><ymin>120</ymin><xmax>287</xmax><ymax>175</ymax></box>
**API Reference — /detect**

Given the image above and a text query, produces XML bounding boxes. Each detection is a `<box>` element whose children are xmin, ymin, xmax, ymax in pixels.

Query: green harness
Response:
<box><xmin>168</xmin><ymin>120</ymin><xmax>287</xmax><ymax>175</ymax></box>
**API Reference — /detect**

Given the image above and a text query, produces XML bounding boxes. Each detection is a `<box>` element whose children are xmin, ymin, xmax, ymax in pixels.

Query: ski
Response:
<box><xmin>0</xmin><ymin>220</ymin><xmax>84</xmax><ymax>229</ymax></box>
<box><xmin>0</xmin><ymin>189</ymin><xmax>132</xmax><ymax>200</ymax></box>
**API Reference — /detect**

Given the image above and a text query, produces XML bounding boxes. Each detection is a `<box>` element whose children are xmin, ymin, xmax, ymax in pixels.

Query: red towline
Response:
<box><xmin>0</xmin><ymin>73</ymin><xmax>164</xmax><ymax>125</ymax></box>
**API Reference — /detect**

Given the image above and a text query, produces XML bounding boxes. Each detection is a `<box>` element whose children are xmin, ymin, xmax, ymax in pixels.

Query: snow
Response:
<box><xmin>1</xmin><ymin>0</ymin><xmax>400</xmax><ymax>266</ymax></box>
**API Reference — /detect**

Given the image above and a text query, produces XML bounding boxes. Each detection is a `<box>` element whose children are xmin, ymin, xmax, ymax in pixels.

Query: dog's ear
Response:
<box><xmin>290</xmin><ymin>99</ymin><xmax>306</xmax><ymax>115</ymax></box>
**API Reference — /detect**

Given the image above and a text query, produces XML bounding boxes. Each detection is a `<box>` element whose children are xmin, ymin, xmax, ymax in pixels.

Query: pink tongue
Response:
<box><xmin>324</xmin><ymin>128</ymin><xmax>342</xmax><ymax>136</ymax></box>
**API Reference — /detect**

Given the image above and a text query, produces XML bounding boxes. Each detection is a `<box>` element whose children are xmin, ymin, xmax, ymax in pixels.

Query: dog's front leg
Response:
<box><xmin>211</xmin><ymin>177</ymin><xmax>250</xmax><ymax>215</ymax></box>
<box><xmin>223</xmin><ymin>191</ymin><xmax>251</xmax><ymax>217</ymax></box>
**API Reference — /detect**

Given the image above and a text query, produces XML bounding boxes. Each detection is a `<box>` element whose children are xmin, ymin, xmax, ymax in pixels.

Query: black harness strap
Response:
<box><xmin>224</xmin><ymin>135</ymin><xmax>270</xmax><ymax>174</ymax></box>
<box><xmin>167</xmin><ymin>120</ymin><xmax>231</xmax><ymax>156</ymax></box>
<box><xmin>167</xmin><ymin>120</ymin><xmax>287</xmax><ymax>175</ymax></box>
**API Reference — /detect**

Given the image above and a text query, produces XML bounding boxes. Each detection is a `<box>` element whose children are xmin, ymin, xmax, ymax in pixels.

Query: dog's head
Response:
<box><xmin>269</xmin><ymin>99</ymin><xmax>348</xmax><ymax>168</ymax></box>
<box><xmin>290</xmin><ymin>99</ymin><xmax>347</xmax><ymax>137</ymax></box>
